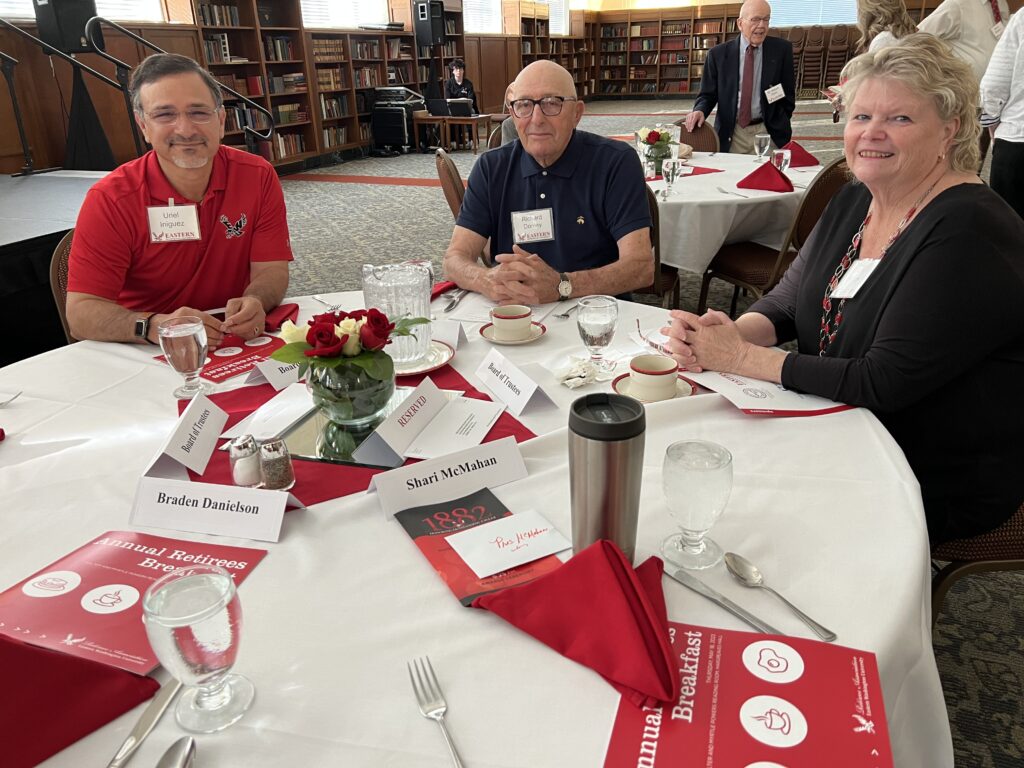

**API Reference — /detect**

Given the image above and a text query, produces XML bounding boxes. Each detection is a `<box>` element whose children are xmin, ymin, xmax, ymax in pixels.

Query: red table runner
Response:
<box><xmin>182</xmin><ymin>366</ymin><xmax>536</xmax><ymax>507</ymax></box>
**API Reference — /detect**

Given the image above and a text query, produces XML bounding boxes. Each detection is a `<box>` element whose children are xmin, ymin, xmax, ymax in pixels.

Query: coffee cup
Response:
<box><xmin>629</xmin><ymin>354</ymin><xmax>679</xmax><ymax>401</ymax></box>
<box><xmin>490</xmin><ymin>305</ymin><xmax>533</xmax><ymax>341</ymax></box>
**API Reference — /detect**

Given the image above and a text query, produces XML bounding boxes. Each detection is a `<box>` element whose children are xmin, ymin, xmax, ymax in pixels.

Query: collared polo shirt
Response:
<box><xmin>69</xmin><ymin>145</ymin><xmax>292</xmax><ymax>313</ymax></box>
<box><xmin>456</xmin><ymin>130</ymin><xmax>651</xmax><ymax>273</ymax></box>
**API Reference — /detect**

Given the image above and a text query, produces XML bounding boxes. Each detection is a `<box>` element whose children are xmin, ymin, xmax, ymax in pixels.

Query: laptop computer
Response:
<box><xmin>446</xmin><ymin>98</ymin><xmax>474</xmax><ymax>117</ymax></box>
<box><xmin>426</xmin><ymin>98</ymin><xmax>450</xmax><ymax>116</ymax></box>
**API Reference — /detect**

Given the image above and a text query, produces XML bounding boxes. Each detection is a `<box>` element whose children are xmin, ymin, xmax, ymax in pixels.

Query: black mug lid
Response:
<box><xmin>568</xmin><ymin>393</ymin><xmax>645</xmax><ymax>441</ymax></box>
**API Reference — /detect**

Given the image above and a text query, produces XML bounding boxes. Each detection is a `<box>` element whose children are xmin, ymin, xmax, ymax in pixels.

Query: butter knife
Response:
<box><xmin>666</xmin><ymin>569</ymin><xmax>783</xmax><ymax>635</ymax></box>
<box><xmin>443</xmin><ymin>289</ymin><xmax>469</xmax><ymax>312</ymax></box>
<box><xmin>106</xmin><ymin>678</ymin><xmax>182</xmax><ymax>768</ymax></box>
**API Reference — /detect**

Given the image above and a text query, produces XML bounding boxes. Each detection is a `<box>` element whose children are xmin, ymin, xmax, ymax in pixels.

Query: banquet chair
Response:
<box><xmin>697</xmin><ymin>155</ymin><xmax>849</xmax><ymax>316</ymax></box>
<box><xmin>633</xmin><ymin>186</ymin><xmax>680</xmax><ymax>309</ymax></box>
<box><xmin>435</xmin><ymin>148</ymin><xmax>491</xmax><ymax>266</ymax></box>
<box><xmin>931</xmin><ymin>503</ymin><xmax>1024</xmax><ymax>629</ymax></box>
<box><xmin>487</xmin><ymin>125</ymin><xmax>502</xmax><ymax>149</ymax></box>
<box><xmin>49</xmin><ymin>228</ymin><xmax>77</xmax><ymax>344</ymax></box>
<box><xmin>673</xmin><ymin>120</ymin><xmax>720</xmax><ymax>153</ymax></box>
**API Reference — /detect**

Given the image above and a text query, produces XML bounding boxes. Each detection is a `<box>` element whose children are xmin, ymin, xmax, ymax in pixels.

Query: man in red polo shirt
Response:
<box><xmin>67</xmin><ymin>53</ymin><xmax>292</xmax><ymax>347</ymax></box>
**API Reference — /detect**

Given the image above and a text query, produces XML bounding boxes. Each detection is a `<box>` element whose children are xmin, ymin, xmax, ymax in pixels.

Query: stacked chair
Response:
<box><xmin>824</xmin><ymin>25</ymin><xmax>852</xmax><ymax>88</ymax></box>
<box><xmin>788</xmin><ymin>26</ymin><xmax>806</xmax><ymax>90</ymax></box>
<box><xmin>799</xmin><ymin>25</ymin><xmax>826</xmax><ymax>96</ymax></box>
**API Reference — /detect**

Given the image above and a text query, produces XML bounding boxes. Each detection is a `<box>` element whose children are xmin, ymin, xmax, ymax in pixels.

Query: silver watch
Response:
<box><xmin>557</xmin><ymin>272</ymin><xmax>572</xmax><ymax>301</ymax></box>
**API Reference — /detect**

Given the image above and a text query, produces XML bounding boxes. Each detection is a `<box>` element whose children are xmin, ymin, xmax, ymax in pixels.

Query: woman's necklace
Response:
<box><xmin>818</xmin><ymin>177</ymin><xmax>941</xmax><ymax>356</ymax></box>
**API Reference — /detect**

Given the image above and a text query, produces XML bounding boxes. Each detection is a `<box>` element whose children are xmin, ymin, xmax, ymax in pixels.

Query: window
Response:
<box><xmin>549</xmin><ymin>0</ymin><xmax>570</xmax><ymax>36</ymax></box>
<box><xmin>0</xmin><ymin>0</ymin><xmax>164</xmax><ymax>22</ymax></box>
<box><xmin>464</xmin><ymin>0</ymin><xmax>502</xmax><ymax>34</ymax></box>
<box><xmin>767</xmin><ymin>0</ymin><xmax>857</xmax><ymax>27</ymax></box>
<box><xmin>301</xmin><ymin>0</ymin><xmax>389</xmax><ymax>29</ymax></box>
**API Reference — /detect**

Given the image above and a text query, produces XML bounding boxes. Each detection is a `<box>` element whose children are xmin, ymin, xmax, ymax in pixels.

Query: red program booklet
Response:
<box><xmin>604</xmin><ymin>621</ymin><xmax>893</xmax><ymax>767</ymax></box>
<box><xmin>0</xmin><ymin>530</ymin><xmax>267</xmax><ymax>674</ymax></box>
<box><xmin>395</xmin><ymin>488</ymin><xmax>563</xmax><ymax>606</ymax></box>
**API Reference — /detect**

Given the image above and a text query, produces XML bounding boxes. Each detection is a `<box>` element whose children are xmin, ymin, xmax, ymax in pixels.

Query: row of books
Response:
<box><xmin>353</xmin><ymin>40</ymin><xmax>381</xmax><ymax>59</ymax></box>
<box><xmin>224</xmin><ymin>105</ymin><xmax>270</xmax><ymax>133</ymax></box>
<box><xmin>629</xmin><ymin>24</ymin><xmax>660</xmax><ymax>36</ymax></box>
<box><xmin>600</xmin><ymin>40</ymin><xmax>626</xmax><ymax>52</ymax></box>
<box><xmin>264</xmin><ymin>34</ymin><xmax>296</xmax><ymax>61</ymax></box>
<box><xmin>661</xmin><ymin>52</ymin><xmax>688</xmax><ymax>65</ymax></box>
<box><xmin>632</xmin><ymin>53</ymin><xmax>658</xmax><ymax>65</ymax></box>
<box><xmin>273</xmin><ymin>103</ymin><xmax>308</xmax><ymax>125</ymax></box>
<box><xmin>629</xmin><ymin>39</ymin><xmax>658</xmax><ymax>51</ymax></box>
<box><xmin>629</xmin><ymin>67</ymin><xmax>653</xmax><ymax>80</ymax></box>
<box><xmin>386</xmin><ymin>39</ymin><xmax>412</xmax><ymax>59</ymax></box>
<box><xmin>198</xmin><ymin>3</ymin><xmax>241</xmax><ymax>27</ymax></box>
<box><xmin>316</xmin><ymin>68</ymin><xmax>347</xmax><ymax>90</ymax></box>
<box><xmin>600</xmin><ymin>54</ymin><xmax>626</xmax><ymax>66</ymax></box>
<box><xmin>387</xmin><ymin>65</ymin><xmax>412</xmax><ymax>84</ymax></box>
<box><xmin>353</xmin><ymin>66</ymin><xmax>380</xmax><ymax>88</ymax></box>
<box><xmin>355</xmin><ymin>92</ymin><xmax>373</xmax><ymax>113</ymax></box>
<box><xmin>600</xmin><ymin>68</ymin><xmax>627</xmax><ymax>80</ymax></box>
<box><xmin>319</xmin><ymin>93</ymin><xmax>349</xmax><ymax>119</ymax></box>
<box><xmin>311</xmin><ymin>38</ymin><xmax>346</xmax><ymax>62</ymax></box>
<box><xmin>323</xmin><ymin>125</ymin><xmax>348</xmax><ymax>148</ymax></box>
<box><xmin>662</xmin><ymin>66</ymin><xmax>688</xmax><ymax>79</ymax></box>
<box><xmin>600</xmin><ymin>25</ymin><xmax>627</xmax><ymax>38</ymax></box>
<box><xmin>268</xmin><ymin>72</ymin><xmax>306</xmax><ymax>94</ymax></box>
<box><xmin>274</xmin><ymin>132</ymin><xmax>306</xmax><ymax>157</ymax></box>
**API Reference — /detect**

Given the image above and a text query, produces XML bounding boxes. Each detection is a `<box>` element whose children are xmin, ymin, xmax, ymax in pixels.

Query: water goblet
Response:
<box><xmin>576</xmin><ymin>295</ymin><xmax>619</xmax><ymax>374</ymax></box>
<box><xmin>142</xmin><ymin>564</ymin><xmax>254</xmax><ymax>733</ymax></box>
<box><xmin>661</xmin><ymin>158</ymin><xmax>681</xmax><ymax>201</ymax></box>
<box><xmin>157</xmin><ymin>316</ymin><xmax>209</xmax><ymax>400</ymax></box>
<box><xmin>754</xmin><ymin>132</ymin><xmax>771</xmax><ymax>162</ymax></box>
<box><xmin>772</xmin><ymin>148</ymin><xmax>792</xmax><ymax>175</ymax></box>
<box><xmin>661</xmin><ymin>440</ymin><xmax>733</xmax><ymax>570</ymax></box>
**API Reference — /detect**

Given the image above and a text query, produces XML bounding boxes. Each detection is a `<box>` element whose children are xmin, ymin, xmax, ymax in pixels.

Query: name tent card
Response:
<box><xmin>246</xmin><ymin>358</ymin><xmax>300</xmax><ymax>390</ymax></box>
<box><xmin>370</xmin><ymin>435</ymin><xmax>527</xmax><ymax>517</ymax></box>
<box><xmin>353</xmin><ymin>378</ymin><xmax>504</xmax><ymax>468</ymax></box>
<box><xmin>132</xmin><ymin>395</ymin><xmax>300</xmax><ymax>542</ymax></box>
<box><xmin>432</xmin><ymin>318</ymin><xmax>469</xmax><ymax>350</ymax></box>
<box><xmin>475</xmin><ymin>348</ymin><xmax>556</xmax><ymax>417</ymax></box>
<box><xmin>445</xmin><ymin>508</ymin><xmax>571</xmax><ymax>578</ymax></box>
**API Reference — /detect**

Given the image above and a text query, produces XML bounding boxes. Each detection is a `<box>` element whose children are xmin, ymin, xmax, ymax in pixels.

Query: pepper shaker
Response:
<box><xmin>259</xmin><ymin>438</ymin><xmax>296</xmax><ymax>491</ymax></box>
<box><xmin>228</xmin><ymin>435</ymin><xmax>262</xmax><ymax>488</ymax></box>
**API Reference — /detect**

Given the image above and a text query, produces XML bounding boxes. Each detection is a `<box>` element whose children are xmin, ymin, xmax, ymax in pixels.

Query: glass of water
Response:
<box><xmin>661</xmin><ymin>440</ymin><xmax>733</xmax><ymax>570</ymax></box>
<box><xmin>772</xmin><ymin>148</ymin><xmax>792</xmax><ymax>174</ymax></box>
<box><xmin>142</xmin><ymin>564</ymin><xmax>253</xmax><ymax>733</ymax></box>
<box><xmin>661</xmin><ymin>158</ymin><xmax>681</xmax><ymax>201</ymax></box>
<box><xmin>576</xmin><ymin>295</ymin><xmax>619</xmax><ymax>374</ymax></box>
<box><xmin>755</xmin><ymin>133</ymin><xmax>771</xmax><ymax>162</ymax></box>
<box><xmin>157</xmin><ymin>317</ymin><xmax>209</xmax><ymax>400</ymax></box>
<box><xmin>361</xmin><ymin>263</ymin><xmax>431</xmax><ymax>367</ymax></box>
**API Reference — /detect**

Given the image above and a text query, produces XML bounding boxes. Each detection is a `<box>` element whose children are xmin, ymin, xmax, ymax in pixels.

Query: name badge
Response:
<box><xmin>830</xmin><ymin>259</ymin><xmax>879</xmax><ymax>299</ymax></box>
<box><xmin>511</xmin><ymin>208</ymin><xmax>555</xmax><ymax>244</ymax></box>
<box><xmin>147</xmin><ymin>198</ymin><xmax>201</xmax><ymax>243</ymax></box>
<box><xmin>764</xmin><ymin>83</ymin><xmax>785</xmax><ymax>104</ymax></box>
<box><xmin>992</xmin><ymin>21</ymin><xmax>1005</xmax><ymax>38</ymax></box>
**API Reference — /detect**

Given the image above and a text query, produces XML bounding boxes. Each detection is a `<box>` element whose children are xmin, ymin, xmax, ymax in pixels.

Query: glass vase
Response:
<box><xmin>306</xmin><ymin>361</ymin><xmax>395</xmax><ymax>430</ymax></box>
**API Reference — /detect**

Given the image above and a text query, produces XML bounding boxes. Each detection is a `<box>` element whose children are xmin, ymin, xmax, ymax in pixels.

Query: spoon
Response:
<box><xmin>724</xmin><ymin>552</ymin><xmax>837</xmax><ymax>642</ymax></box>
<box><xmin>0</xmin><ymin>391</ymin><xmax>22</xmax><ymax>407</ymax></box>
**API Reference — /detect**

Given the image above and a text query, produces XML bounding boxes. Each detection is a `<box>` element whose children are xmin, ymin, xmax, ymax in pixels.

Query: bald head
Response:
<box><xmin>738</xmin><ymin>0</ymin><xmax>771</xmax><ymax>45</ymax></box>
<box><xmin>508</xmin><ymin>59</ymin><xmax>584</xmax><ymax>168</ymax></box>
<box><xmin>512</xmin><ymin>60</ymin><xmax>576</xmax><ymax>101</ymax></box>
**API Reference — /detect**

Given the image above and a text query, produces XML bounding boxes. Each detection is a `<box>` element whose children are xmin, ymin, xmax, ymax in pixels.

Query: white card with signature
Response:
<box><xmin>444</xmin><ymin>509</ymin><xmax>570</xmax><ymax>578</ymax></box>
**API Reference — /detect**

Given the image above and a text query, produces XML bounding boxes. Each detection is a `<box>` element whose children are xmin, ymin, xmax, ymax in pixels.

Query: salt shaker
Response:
<box><xmin>228</xmin><ymin>435</ymin><xmax>262</xmax><ymax>488</ymax></box>
<box><xmin>259</xmin><ymin>438</ymin><xmax>296</xmax><ymax>491</ymax></box>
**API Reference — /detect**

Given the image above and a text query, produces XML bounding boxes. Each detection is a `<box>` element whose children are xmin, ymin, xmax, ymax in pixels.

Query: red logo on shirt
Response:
<box><xmin>219</xmin><ymin>213</ymin><xmax>247</xmax><ymax>239</ymax></box>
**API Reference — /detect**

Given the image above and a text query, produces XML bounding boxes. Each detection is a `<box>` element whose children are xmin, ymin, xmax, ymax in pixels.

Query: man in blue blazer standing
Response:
<box><xmin>684</xmin><ymin>0</ymin><xmax>795</xmax><ymax>154</ymax></box>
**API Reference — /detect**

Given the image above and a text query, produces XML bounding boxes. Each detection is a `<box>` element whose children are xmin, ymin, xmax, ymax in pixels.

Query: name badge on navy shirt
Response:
<box><xmin>830</xmin><ymin>259</ymin><xmax>879</xmax><ymax>299</ymax></box>
<box><xmin>147</xmin><ymin>198</ymin><xmax>201</xmax><ymax>243</ymax></box>
<box><xmin>511</xmin><ymin>208</ymin><xmax>555</xmax><ymax>244</ymax></box>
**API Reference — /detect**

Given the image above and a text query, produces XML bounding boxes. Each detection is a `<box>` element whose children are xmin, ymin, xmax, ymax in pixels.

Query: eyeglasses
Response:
<box><xmin>145</xmin><ymin>107</ymin><xmax>221</xmax><ymax>125</ymax></box>
<box><xmin>509</xmin><ymin>96</ymin><xmax>577</xmax><ymax>119</ymax></box>
<box><xmin>744</xmin><ymin>15</ymin><xmax>771</xmax><ymax>24</ymax></box>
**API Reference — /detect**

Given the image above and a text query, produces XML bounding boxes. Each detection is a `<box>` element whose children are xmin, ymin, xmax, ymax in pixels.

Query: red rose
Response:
<box><xmin>359</xmin><ymin>308</ymin><xmax>395</xmax><ymax>351</ymax></box>
<box><xmin>345</xmin><ymin>309</ymin><xmax>369</xmax><ymax>322</ymax></box>
<box><xmin>304</xmin><ymin>321</ymin><xmax>345</xmax><ymax>357</ymax></box>
<box><xmin>309</xmin><ymin>311</ymin><xmax>340</xmax><ymax>326</ymax></box>
<box><xmin>646</xmin><ymin>130</ymin><xmax>661</xmax><ymax>144</ymax></box>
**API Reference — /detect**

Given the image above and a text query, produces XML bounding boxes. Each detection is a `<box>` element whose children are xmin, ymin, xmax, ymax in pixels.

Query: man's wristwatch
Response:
<box><xmin>134</xmin><ymin>313</ymin><xmax>157</xmax><ymax>344</ymax></box>
<box><xmin>557</xmin><ymin>272</ymin><xmax>572</xmax><ymax>301</ymax></box>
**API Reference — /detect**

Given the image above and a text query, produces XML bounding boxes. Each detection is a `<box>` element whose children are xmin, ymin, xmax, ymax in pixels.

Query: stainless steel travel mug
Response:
<box><xmin>568</xmin><ymin>393</ymin><xmax>646</xmax><ymax>563</ymax></box>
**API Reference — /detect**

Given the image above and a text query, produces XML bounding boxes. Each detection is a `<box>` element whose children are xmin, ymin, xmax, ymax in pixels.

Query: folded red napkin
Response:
<box><xmin>264</xmin><ymin>303</ymin><xmax>299</xmax><ymax>332</ymax></box>
<box><xmin>736</xmin><ymin>161</ymin><xmax>794</xmax><ymax>192</ymax></box>
<box><xmin>431</xmin><ymin>280</ymin><xmax>457</xmax><ymax>299</ymax></box>
<box><xmin>473</xmin><ymin>540</ymin><xmax>679</xmax><ymax>709</ymax></box>
<box><xmin>782</xmin><ymin>140</ymin><xmax>820</xmax><ymax>167</ymax></box>
<box><xmin>1</xmin><ymin>634</ymin><xmax>159</xmax><ymax>768</ymax></box>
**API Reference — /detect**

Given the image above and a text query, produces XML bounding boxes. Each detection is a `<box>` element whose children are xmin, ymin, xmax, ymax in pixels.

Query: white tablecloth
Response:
<box><xmin>648</xmin><ymin>152</ymin><xmax>825</xmax><ymax>275</ymax></box>
<box><xmin>0</xmin><ymin>294</ymin><xmax>951</xmax><ymax>767</ymax></box>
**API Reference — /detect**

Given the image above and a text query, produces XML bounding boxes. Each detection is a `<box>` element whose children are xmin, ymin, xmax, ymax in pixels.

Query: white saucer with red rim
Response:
<box><xmin>611</xmin><ymin>373</ymin><xmax>695</xmax><ymax>403</ymax></box>
<box><xmin>480</xmin><ymin>322</ymin><xmax>546</xmax><ymax>345</ymax></box>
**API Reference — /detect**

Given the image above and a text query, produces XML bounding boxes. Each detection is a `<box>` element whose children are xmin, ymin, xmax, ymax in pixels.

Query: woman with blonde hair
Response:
<box><xmin>663</xmin><ymin>34</ymin><xmax>1024</xmax><ymax>545</ymax></box>
<box><xmin>856</xmin><ymin>0</ymin><xmax>917</xmax><ymax>53</ymax></box>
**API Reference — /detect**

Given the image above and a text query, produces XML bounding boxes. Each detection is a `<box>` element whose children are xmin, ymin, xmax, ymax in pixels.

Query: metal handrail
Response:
<box><xmin>0</xmin><ymin>17</ymin><xmax>120</xmax><ymax>88</ymax></box>
<box><xmin>83</xmin><ymin>16</ymin><xmax>275</xmax><ymax>153</ymax></box>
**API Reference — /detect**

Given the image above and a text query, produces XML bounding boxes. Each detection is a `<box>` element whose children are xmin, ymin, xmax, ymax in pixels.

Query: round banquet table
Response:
<box><xmin>648</xmin><ymin>151</ymin><xmax>826</xmax><ymax>275</ymax></box>
<box><xmin>0</xmin><ymin>293</ymin><xmax>952</xmax><ymax>767</ymax></box>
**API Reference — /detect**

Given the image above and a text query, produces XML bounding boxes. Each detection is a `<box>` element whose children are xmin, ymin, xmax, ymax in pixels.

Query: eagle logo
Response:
<box><xmin>852</xmin><ymin>714</ymin><xmax>876</xmax><ymax>734</ymax></box>
<box><xmin>219</xmin><ymin>213</ymin><xmax>247</xmax><ymax>239</ymax></box>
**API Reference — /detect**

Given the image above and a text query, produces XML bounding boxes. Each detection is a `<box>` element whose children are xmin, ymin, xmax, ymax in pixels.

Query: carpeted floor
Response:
<box><xmin>277</xmin><ymin>98</ymin><xmax>1022</xmax><ymax>765</ymax></box>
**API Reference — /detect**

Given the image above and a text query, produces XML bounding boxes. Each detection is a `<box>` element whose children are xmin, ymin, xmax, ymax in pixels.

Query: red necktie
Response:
<box><xmin>738</xmin><ymin>45</ymin><xmax>756</xmax><ymax>128</ymax></box>
<box><xmin>989</xmin><ymin>0</ymin><xmax>1002</xmax><ymax>24</ymax></box>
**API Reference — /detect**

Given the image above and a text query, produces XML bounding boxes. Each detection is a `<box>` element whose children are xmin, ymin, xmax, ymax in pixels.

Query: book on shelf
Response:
<box><xmin>359</xmin><ymin>121</ymin><xmax>371</xmax><ymax>141</ymax></box>
<box><xmin>246</xmin><ymin>74</ymin><xmax>265</xmax><ymax>96</ymax></box>
<box><xmin>312</xmin><ymin>38</ymin><xmax>346</xmax><ymax>62</ymax></box>
<box><xmin>353</xmin><ymin>66</ymin><xmax>381</xmax><ymax>88</ymax></box>
<box><xmin>273</xmin><ymin>131</ymin><xmax>306</xmax><ymax>158</ymax></box>
<box><xmin>319</xmin><ymin>93</ymin><xmax>349</xmax><ymax>119</ymax></box>
<box><xmin>199</xmin><ymin>3</ymin><xmax>241</xmax><ymax>27</ymax></box>
<box><xmin>224</xmin><ymin>105</ymin><xmax>270</xmax><ymax>132</ymax></box>
<box><xmin>212</xmin><ymin>72</ymin><xmax>247</xmax><ymax>96</ymax></box>
<box><xmin>264</xmin><ymin>34</ymin><xmax>295</xmax><ymax>61</ymax></box>
<box><xmin>354</xmin><ymin>40</ymin><xmax>381</xmax><ymax>59</ymax></box>
<box><xmin>273</xmin><ymin>102</ymin><xmax>308</xmax><ymax>124</ymax></box>
<box><xmin>268</xmin><ymin>72</ymin><xmax>307</xmax><ymax>94</ymax></box>
<box><xmin>316</xmin><ymin>68</ymin><xmax>347</xmax><ymax>90</ymax></box>
<box><xmin>322</xmin><ymin>125</ymin><xmax>348</xmax><ymax>148</ymax></box>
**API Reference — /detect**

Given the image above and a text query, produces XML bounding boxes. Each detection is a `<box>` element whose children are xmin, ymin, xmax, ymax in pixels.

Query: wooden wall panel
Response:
<box><xmin>478</xmin><ymin>37</ymin><xmax>511</xmax><ymax>113</ymax></box>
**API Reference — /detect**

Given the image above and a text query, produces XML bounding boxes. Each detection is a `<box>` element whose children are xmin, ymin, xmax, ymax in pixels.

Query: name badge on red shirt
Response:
<box><xmin>511</xmin><ymin>208</ymin><xmax>555</xmax><ymax>244</ymax></box>
<box><xmin>147</xmin><ymin>199</ymin><xmax>202</xmax><ymax>243</ymax></box>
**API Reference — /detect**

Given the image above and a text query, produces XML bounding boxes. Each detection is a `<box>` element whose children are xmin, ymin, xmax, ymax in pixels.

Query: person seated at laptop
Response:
<box><xmin>444</xmin><ymin>58</ymin><xmax>478</xmax><ymax>148</ymax></box>
<box><xmin>66</xmin><ymin>53</ymin><xmax>292</xmax><ymax>348</ymax></box>
<box><xmin>443</xmin><ymin>60</ymin><xmax>653</xmax><ymax>304</ymax></box>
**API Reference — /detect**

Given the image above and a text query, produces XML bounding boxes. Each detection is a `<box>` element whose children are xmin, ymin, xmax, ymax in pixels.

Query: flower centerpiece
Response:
<box><xmin>636</xmin><ymin>126</ymin><xmax>678</xmax><ymax>175</ymax></box>
<box><xmin>272</xmin><ymin>309</ymin><xmax>428</xmax><ymax>429</ymax></box>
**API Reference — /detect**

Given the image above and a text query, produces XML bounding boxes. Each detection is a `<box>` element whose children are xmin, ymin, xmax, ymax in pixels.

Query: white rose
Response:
<box><xmin>280</xmin><ymin>320</ymin><xmax>307</xmax><ymax>344</ymax></box>
<box><xmin>336</xmin><ymin>318</ymin><xmax>362</xmax><ymax>356</ymax></box>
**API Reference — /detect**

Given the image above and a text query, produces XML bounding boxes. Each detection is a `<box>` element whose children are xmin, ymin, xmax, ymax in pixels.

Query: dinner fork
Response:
<box><xmin>717</xmin><ymin>186</ymin><xmax>749</xmax><ymax>199</ymax></box>
<box><xmin>0</xmin><ymin>391</ymin><xmax>21</xmax><ymax>407</ymax></box>
<box><xmin>553</xmin><ymin>303</ymin><xmax>579</xmax><ymax>319</ymax></box>
<box><xmin>408</xmin><ymin>656</ymin><xmax>464</xmax><ymax>768</ymax></box>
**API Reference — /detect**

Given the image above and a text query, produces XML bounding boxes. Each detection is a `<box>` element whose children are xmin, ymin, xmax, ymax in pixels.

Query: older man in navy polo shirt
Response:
<box><xmin>443</xmin><ymin>60</ymin><xmax>653</xmax><ymax>304</ymax></box>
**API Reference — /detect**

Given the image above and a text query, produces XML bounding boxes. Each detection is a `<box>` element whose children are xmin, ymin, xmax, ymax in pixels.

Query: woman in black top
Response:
<box><xmin>662</xmin><ymin>34</ymin><xmax>1024</xmax><ymax>544</ymax></box>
